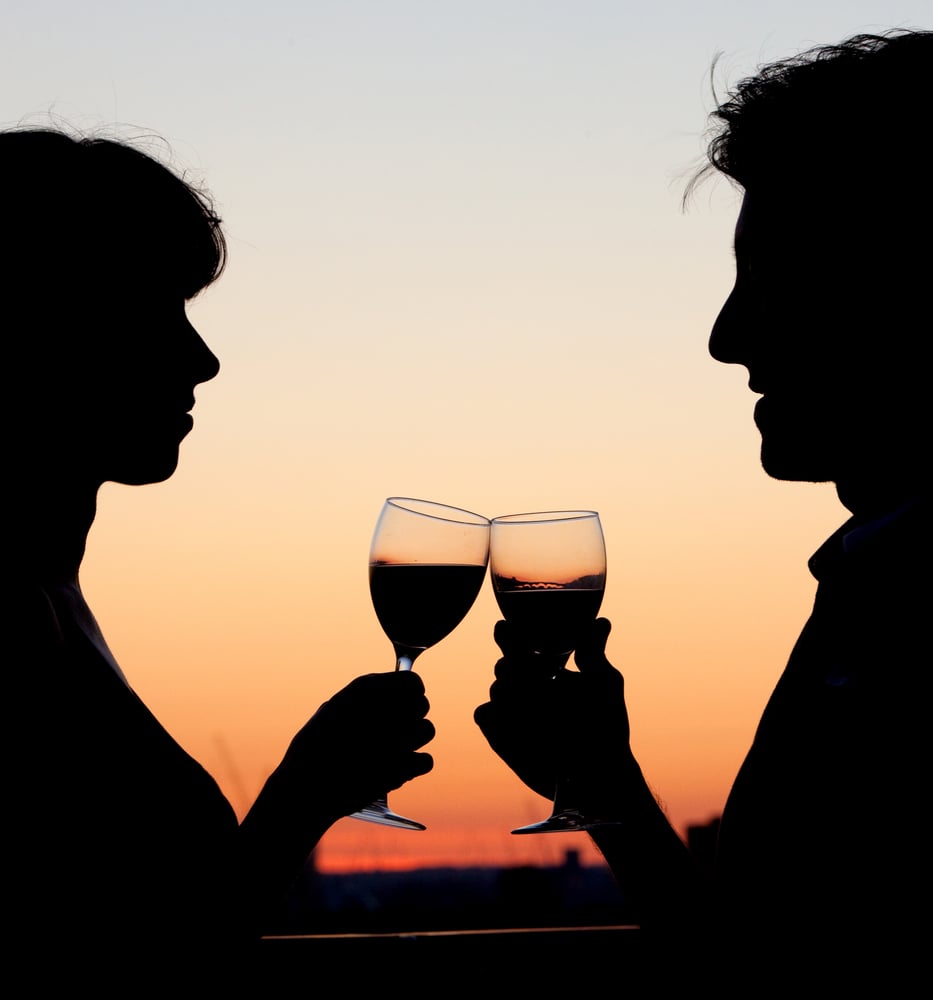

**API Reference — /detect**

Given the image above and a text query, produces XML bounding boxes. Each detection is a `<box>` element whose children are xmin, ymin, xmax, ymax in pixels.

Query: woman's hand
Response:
<box><xmin>282</xmin><ymin>670</ymin><xmax>435</xmax><ymax>821</ymax></box>
<box><xmin>237</xmin><ymin>671</ymin><xmax>434</xmax><ymax>922</ymax></box>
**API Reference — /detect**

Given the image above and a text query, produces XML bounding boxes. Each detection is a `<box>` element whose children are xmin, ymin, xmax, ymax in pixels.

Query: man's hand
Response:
<box><xmin>474</xmin><ymin>617</ymin><xmax>634</xmax><ymax>814</ymax></box>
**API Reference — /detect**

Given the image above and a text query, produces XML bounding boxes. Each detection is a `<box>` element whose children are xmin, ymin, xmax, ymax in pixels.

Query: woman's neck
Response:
<box><xmin>13</xmin><ymin>479</ymin><xmax>98</xmax><ymax>587</ymax></box>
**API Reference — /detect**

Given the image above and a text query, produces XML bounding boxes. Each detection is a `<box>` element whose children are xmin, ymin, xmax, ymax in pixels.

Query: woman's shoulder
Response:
<box><xmin>5</xmin><ymin>581</ymin><xmax>66</xmax><ymax>659</ymax></box>
<box><xmin>6</xmin><ymin>581</ymin><xmax>117</xmax><ymax>704</ymax></box>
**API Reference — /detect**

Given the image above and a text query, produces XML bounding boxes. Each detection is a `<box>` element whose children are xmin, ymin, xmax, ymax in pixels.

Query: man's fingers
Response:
<box><xmin>573</xmin><ymin>617</ymin><xmax>614</xmax><ymax>674</ymax></box>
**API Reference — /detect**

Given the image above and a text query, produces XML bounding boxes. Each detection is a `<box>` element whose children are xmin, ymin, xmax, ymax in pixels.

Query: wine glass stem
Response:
<box><xmin>393</xmin><ymin>646</ymin><xmax>422</xmax><ymax>672</ymax></box>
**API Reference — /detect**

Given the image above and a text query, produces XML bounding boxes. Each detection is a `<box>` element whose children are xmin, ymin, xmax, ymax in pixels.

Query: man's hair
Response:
<box><xmin>696</xmin><ymin>29</ymin><xmax>931</xmax><ymax>197</ymax></box>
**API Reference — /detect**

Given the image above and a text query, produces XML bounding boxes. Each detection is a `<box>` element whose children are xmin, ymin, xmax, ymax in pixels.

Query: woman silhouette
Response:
<box><xmin>4</xmin><ymin>126</ymin><xmax>434</xmax><ymax>989</ymax></box>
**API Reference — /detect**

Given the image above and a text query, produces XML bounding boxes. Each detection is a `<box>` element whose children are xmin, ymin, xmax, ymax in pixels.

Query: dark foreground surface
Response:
<box><xmin>257</xmin><ymin>925</ymin><xmax>646</xmax><ymax>992</ymax></box>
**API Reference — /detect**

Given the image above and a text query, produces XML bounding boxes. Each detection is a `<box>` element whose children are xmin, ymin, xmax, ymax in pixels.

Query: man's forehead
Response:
<box><xmin>732</xmin><ymin>192</ymin><xmax>785</xmax><ymax>256</ymax></box>
<box><xmin>731</xmin><ymin>187</ymin><xmax>840</xmax><ymax>257</ymax></box>
<box><xmin>734</xmin><ymin>188</ymin><xmax>800</xmax><ymax>231</ymax></box>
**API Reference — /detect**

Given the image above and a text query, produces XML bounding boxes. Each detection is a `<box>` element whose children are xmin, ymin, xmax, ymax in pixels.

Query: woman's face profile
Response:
<box><xmin>85</xmin><ymin>261</ymin><xmax>221</xmax><ymax>486</ymax></box>
<box><xmin>33</xmin><ymin>244</ymin><xmax>221</xmax><ymax>488</ymax></box>
<box><xmin>3</xmin><ymin>131</ymin><xmax>226</xmax><ymax>491</ymax></box>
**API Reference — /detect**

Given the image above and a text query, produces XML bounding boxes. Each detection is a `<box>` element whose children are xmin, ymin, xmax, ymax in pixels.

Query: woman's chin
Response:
<box><xmin>107</xmin><ymin>452</ymin><xmax>181</xmax><ymax>487</ymax></box>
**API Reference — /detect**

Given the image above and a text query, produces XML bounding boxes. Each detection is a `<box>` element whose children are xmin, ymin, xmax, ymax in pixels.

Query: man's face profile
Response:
<box><xmin>708</xmin><ymin>185</ymin><xmax>919</xmax><ymax>496</ymax></box>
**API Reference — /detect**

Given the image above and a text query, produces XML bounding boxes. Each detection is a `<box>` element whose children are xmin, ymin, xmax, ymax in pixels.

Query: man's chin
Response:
<box><xmin>759</xmin><ymin>443</ymin><xmax>832</xmax><ymax>485</ymax></box>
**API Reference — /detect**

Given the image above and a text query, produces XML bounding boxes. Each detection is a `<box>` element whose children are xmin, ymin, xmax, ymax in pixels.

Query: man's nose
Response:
<box><xmin>708</xmin><ymin>284</ymin><xmax>745</xmax><ymax>365</ymax></box>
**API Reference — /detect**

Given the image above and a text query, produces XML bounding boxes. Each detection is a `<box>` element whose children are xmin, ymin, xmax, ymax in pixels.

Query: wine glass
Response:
<box><xmin>490</xmin><ymin>509</ymin><xmax>616</xmax><ymax>834</ymax></box>
<box><xmin>350</xmin><ymin>497</ymin><xmax>490</xmax><ymax>831</ymax></box>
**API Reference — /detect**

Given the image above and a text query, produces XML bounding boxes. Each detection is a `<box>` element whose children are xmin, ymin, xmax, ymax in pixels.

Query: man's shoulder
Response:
<box><xmin>810</xmin><ymin>497</ymin><xmax>927</xmax><ymax>579</ymax></box>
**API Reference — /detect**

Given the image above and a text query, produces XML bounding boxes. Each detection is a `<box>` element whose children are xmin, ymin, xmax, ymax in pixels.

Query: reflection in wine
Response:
<box><xmin>492</xmin><ymin>581</ymin><xmax>604</xmax><ymax>657</ymax></box>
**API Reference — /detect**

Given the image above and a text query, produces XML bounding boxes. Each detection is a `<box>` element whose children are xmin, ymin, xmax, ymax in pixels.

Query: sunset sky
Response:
<box><xmin>4</xmin><ymin>2</ymin><xmax>926</xmax><ymax>872</ymax></box>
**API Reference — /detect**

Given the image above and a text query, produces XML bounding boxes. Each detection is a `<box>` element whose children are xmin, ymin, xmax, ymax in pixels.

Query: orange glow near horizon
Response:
<box><xmin>82</xmin><ymin>439</ymin><xmax>845</xmax><ymax>873</ymax></box>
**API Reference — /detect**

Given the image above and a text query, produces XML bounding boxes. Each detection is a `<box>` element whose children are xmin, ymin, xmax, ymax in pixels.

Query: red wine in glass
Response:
<box><xmin>492</xmin><ymin>585</ymin><xmax>605</xmax><ymax>658</ymax></box>
<box><xmin>370</xmin><ymin>563</ymin><xmax>489</xmax><ymax>656</ymax></box>
<box><xmin>350</xmin><ymin>498</ymin><xmax>490</xmax><ymax>831</ymax></box>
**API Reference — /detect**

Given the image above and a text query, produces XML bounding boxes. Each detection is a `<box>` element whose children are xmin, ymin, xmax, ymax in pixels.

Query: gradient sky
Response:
<box><xmin>4</xmin><ymin>2</ymin><xmax>927</xmax><ymax>871</ymax></box>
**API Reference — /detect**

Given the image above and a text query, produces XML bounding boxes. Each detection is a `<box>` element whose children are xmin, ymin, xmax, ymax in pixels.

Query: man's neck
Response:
<box><xmin>835</xmin><ymin>474</ymin><xmax>924</xmax><ymax>524</ymax></box>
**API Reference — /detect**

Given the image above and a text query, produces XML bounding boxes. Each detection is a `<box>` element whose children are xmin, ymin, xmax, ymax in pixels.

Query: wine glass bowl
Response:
<box><xmin>490</xmin><ymin>510</ymin><xmax>606</xmax><ymax>661</ymax></box>
<box><xmin>490</xmin><ymin>509</ymin><xmax>612</xmax><ymax>834</ymax></box>
<box><xmin>350</xmin><ymin>498</ymin><xmax>490</xmax><ymax>830</ymax></box>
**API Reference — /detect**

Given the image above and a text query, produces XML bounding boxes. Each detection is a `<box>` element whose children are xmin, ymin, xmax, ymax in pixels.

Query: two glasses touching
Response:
<box><xmin>353</xmin><ymin>497</ymin><xmax>616</xmax><ymax>834</ymax></box>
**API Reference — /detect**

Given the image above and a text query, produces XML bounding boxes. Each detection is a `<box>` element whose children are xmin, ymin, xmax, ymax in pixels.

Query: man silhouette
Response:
<box><xmin>476</xmin><ymin>29</ymin><xmax>930</xmax><ymax>990</ymax></box>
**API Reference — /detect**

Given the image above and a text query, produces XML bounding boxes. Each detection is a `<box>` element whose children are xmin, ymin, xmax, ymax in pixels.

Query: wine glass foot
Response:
<box><xmin>511</xmin><ymin>808</ymin><xmax>622</xmax><ymax>834</ymax></box>
<box><xmin>349</xmin><ymin>800</ymin><xmax>426</xmax><ymax>831</ymax></box>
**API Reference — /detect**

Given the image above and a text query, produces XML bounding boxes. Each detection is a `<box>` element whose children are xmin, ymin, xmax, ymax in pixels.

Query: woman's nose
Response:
<box><xmin>185</xmin><ymin>319</ymin><xmax>221</xmax><ymax>384</ymax></box>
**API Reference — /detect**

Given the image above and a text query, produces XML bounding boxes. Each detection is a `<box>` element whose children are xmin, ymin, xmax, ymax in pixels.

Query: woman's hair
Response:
<box><xmin>0</xmin><ymin>126</ymin><xmax>227</xmax><ymax>303</ymax></box>
<box><xmin>693</xmin><ymin>29</ymin><xmax>932</xmax><ymax>197</ymax></box>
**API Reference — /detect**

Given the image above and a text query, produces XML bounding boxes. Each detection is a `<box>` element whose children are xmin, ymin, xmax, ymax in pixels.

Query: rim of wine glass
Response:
<box><xmin>491</xmin><ymin>509</ymin><xmax>600</xmax><ymax>525</ymax></box>
<box><xmin>387</xmin><ymin>497</ymin><xmax>490</xmax><ymax>526</ymax></box>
